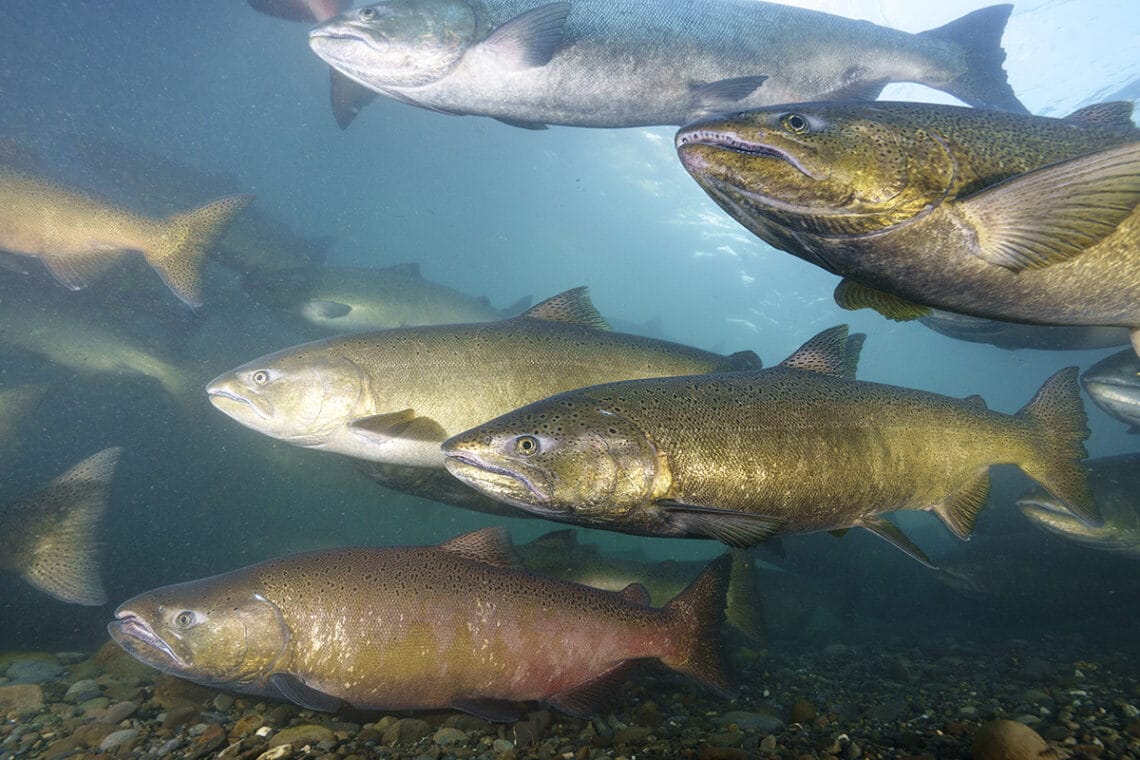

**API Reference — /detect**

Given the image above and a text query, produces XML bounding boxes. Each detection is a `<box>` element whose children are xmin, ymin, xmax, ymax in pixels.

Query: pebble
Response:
<box><xmin>972</xmin><ymin>719</ymin><xmax>1051</xmax><ymax>760</ymax></box>
<box><xmin>432</xmin><ymin>726</ymin><xmax>468</xmax><ymax>745</ymax></box>
<box><xmin>269</xmin><ymin>723</ymin><xmax>336</xmax><ymax>748</ymax></box>
<box><xmin>493</xmin><ymin>738</ymin><xmax>515</xmax><ymax>752</ymax></box>
<box><xmin>0</xmin><ymin>683</ymin><xmax>44</xmax><ymax>715</ymax></box>
<box><xmin>64</xmin><ymin>678</ymin><xmax>101</xmax><ymax>702</ymax></box>
<box><xmin>382</xmin><ymin>717</ymin><xmax>432</xmax><ymax>745</ymax></box>
<box><xmin>257</xmin><ymin>745</ymin><xmax>295</xmax><ymax>760</ymax></box>
<box><xmin>97</xmin><ymin>699</ymin><xmax>139</xmax><ymax>724</ymax></box>
<box><xmin>98</xmin><ymin>727</ymin><xmax>139</xmax><ymax>750</ymax></box>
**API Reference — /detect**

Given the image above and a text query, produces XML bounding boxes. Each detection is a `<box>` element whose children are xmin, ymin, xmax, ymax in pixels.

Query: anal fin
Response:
<box><xmin>41</xmin><ymin>248</ymin><xmax>124</xmax><ymax>290</ymax></box>
<box><xmin>858</xmin><ymin>516</ymin><xmax>936</xmax><ymax>569</ymax></box>
<box><xmin>933</xmin><ymin>470</ymin><xmax>990</xmax><ymax>540</ymax></box>
<box><xmin>546</xmin><ymin>662</ymin><xmax>637</xmax><ymax>718</ymax></box>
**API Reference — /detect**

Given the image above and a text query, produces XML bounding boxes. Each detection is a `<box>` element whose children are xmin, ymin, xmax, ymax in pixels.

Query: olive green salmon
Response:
<box><xmin>108</xmin><ymin>527</ymin><xmax>730</xmax><ymax>720</ymax></box>
<box><xmin>1</xmin><ymin>448</ymin><xmax>122</xmax><ymax>605</ymax></box>
<box><xmin>0</xmin><ymin>168</ymin><xmax>251</xmax><ymax>308</ymax></box>
<box><xmin>443</xmin><ymin>327</ymin><xmax>1096</xmax><ymax>567</ymax></box>
<box><xmin>207</xmin><ymin>287</ymin><xmax>759</xmax><ymax>468</ymax></box>
<box><xmin>675</xmin><ymin>101</ymin><xmax>1140</xmax><ymax>356</ymax></box>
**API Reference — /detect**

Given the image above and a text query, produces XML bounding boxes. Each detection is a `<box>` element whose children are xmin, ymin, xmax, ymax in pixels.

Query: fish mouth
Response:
<box><xmin>107</xmin><ymin>612</ymin><xmax>186</xmax><ymax>670</ymax></box>
<box><xmin>442</xmin><ymin>452</ymin><xmax>551</xmax><ymax>507</ymax></box>
<box><xmin>676</xmin><ymin>129</ymin><xmax>819</xmax><ymax>179</ymax></box>
<box><xmin>206</xmin><ymin>380</ymin><xmax>272</xmax><ymax>421</ymax></box>
<box><xmin>1015</xmin><ymin>494</ymin><xmax>1069</xmax><ymax>516</ymax></box>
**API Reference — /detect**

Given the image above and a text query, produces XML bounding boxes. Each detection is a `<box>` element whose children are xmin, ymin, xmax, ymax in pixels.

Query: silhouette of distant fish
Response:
<box><xmin>247</xmin><ymin>0</ymin><xmax>379</xmax><ymax>129</ymax></box>
<box><xmin>310</xmin><ymin>0</ymin><xmax>1025</xmax><ymax>129</ymax></box>
<box><xmin>1</xmin><ymin>448</ymin><xmax>122</xmax><ymax>605</ymax></box>
<box><xmin>920</xmin><ymin>310</ymin><xmax>1131</xmax><ymax>351</ymax></box>
<box><xmin>0</xmin><ymin>167</ymin><xmax>250</xmax><ymax>308</ymax></box>
<box><xmin>109</xmin><ymin>527</ymin><xmax>731</xmax><ymax>719</ymax></box>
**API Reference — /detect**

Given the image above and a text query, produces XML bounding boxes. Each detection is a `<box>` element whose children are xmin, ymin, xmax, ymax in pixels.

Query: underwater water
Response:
<box><xmin>1</xmin><ymin>0</ymin><xmax>1139</xmax><ymax>757</ymax></box>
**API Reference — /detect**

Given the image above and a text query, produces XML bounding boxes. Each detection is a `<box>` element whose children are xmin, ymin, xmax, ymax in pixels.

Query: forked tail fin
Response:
<box><xmin>146</xmin><ymin>194</ymin><xmax>253</xmax><ymax>308</ymax></box>
<box><xmin>920</xmin><ymin>4</ymin><xmax>1028</xmax><ymax>114</ymax></box>
<box><xmin>661</xmin><ymin>554</ymin><xmax>732</xmax><ymax>697</ymax></box>
<box><xmin>1015</xmin><ymin>367</ymin><xmax>1098</xmax><ymax>525</ymax></box>
<box><xmin>17</xmin><ymin>447</ymin><xmax>123</xmax><ymax>605</ymax></box>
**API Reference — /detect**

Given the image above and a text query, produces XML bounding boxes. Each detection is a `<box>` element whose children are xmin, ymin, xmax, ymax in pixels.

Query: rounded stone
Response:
<box><xmin>433</xmin><ymin>726</ymin><xmax>468</xmax><ymax>746</ymax></box>
<box><xmin>972</xmin><ymin>719</ymin><xmax>1052</xmax><ymax>760</ymax></box>
<box><xmin>269</xmin><ymin>723</ymin><xmax>336</xmax><ymax>749</ymax></box>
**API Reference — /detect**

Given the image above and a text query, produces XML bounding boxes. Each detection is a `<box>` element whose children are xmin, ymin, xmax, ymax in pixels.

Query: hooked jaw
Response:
<box><xmin>441</xmin><ymin>447</ymin><xmax>554</xmax><ymax>512</ymax></box>
<box><xmin>676</xmin><ymin>126</ymin><xmax>815</xmax><ymax>179</ymax></box>
<box><xmin>107</xmin><ymin>610</ymin><xmax>187</xmax><ymax>672</ymax></box>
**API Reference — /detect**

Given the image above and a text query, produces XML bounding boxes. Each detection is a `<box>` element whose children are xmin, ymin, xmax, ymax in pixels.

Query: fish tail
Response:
<box><xmin>725</xmin><ymin>549</ymin><xmax>766</xmax><ymax>645</ymax></box>
<box><xmin>17</xmin><ymin>447</ymin><xmax>123</xmax><ymax>606</ymax></box>
<box><xmin>145</xmin><ymin>194</ymin><xmax>253</xmax><ymax>308</ymax></box>
<box><xmin>660</xmin><ymin>554</ymin><xmax>732</xmax><ymax>697</ymax></box>
<box><xmin>1015</xmin><ymin>367</ymin><xmax>1099</xmax><ymax>525</ymax></box>
<box><xmin>919</xmin><ymin>4</ymin><xmax>1028</xmax><ymax>114</ymax></box>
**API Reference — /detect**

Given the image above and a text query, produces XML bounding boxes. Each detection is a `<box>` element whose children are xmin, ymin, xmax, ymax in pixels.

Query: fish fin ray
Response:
<box><xmin>658</xmin><ymin>501</ymin><xmax>784</xmax><ymax>547</ymax></box>
<box><xmin>833</xmin><ymin>279</ymin><xmax>932</xmax><ymax>321</ymax></box>
<box><xmin>41</xmin><ymin>249</ymin><xmax>124</xmax><ymax>291</ymax></box>
<box><xmin>329</xmin><ymin>67</ymin><xmax>376</xmax><ymax>129</ymax></box>
<box><xmin>517</xmin><ymin>287</ymin><xmax>610</xmax><ymax>329</ymax></box>
<box><xmin>618</xmin><ymin>582</ymin><xmax>651</xmax><ymax>606</ymax></box>
<box><xmin>661</xmin><ymin>555</ymin><xmax>733</xmax><ymax>697</ymax></box>
<box><xmin>19</xmin><ymin>448</ymin><xmax>121</xmax><ymax>605</ymax></box>
<box><xmin>348</xmin><ymin>409</ymin><xmax>449</xmax><ymax>442</ymax></box>
<box><xmin>481</xmin><ymin>2</ymin><xmax>570</xmax><ymax>70</ymax></box>
<box><xmin>844</xmin><ymin>333</ymin><xmax>866</xmax><ymax>379</ymax></box>
<box><xmin>690</xmin><ymin>76</ymin><xmax>768</xmax><ymax>109</ymax></box>
<box><xmin>547</xmin><ymin>662</ymin><xmax>638</xmax><ymax>718</ymax></box>
<box><xmin>452</xmin><ymin>697</ymin><xmax>521</xmax><ymax>722</ymax></box>
<box><xmin>1015</xmin><ymin>367</ymin><xmax>1099</xmax><ymax>525</ymax></box>
<box><xmin>1063</xmin><ymin>101</ymin><xmax>1135</xmax><ymax>128</ymax></box>
<box><xmin>438</xmin><ymin>527</ymin><xmax>520</xmax><ymax>567</ymax></box>
<box><xmin>725</xmin><ymin>550</ymin><xmax>766</xmax><ymax>644</ymax></box>
<box><xmin>268</xmin><ymin>673</ymin><xmax>342</xmax><ymax>712</ymax></box>
<box><xmin>148</xmin><ymin>194</ymin><xmax>253</xmax><ymax>308</ymax></box>
<box><xmin>919</xmin><ymin>4</ymin><xmax>1027</xmax><ymax>113</ymax></box>
<box><xmin>933</xmin><ymin>470</ymin><xmax>990</xmax><ymax>539</ymax></box>
<box><xmin>957</xmin><ymin>142</ymin><xmax>1140</xmax><ymax>270</ymax></box>
<box><xmin>777</xmin><ymin>324</ymin><xmax>856</xmax><ymax>377</ymax></box>
<box><xmin>857</xmin><ymin>516</ymin><xmax>937</xmax><ymax>569</ymax></box>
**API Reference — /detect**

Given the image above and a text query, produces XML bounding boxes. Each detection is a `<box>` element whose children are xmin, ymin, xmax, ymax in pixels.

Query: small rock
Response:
<box><xmin>214</xmin><ymin>693</ymin><xmax>236</xmax><ymax>711</ymax></box>
<box><xmin>231</xmin><ymin>712</ymin><xmax>266</xmax><ymax>737</ymax></box>
<box><xmin>433</xmin><ymin>726</ymin><xmax>467</xmax><ymax>746</ymax></box>
<box><xmin>98</xmin><ymin>699</ymin><xmax>139</xmax><ymax>724</ymax></box>
<box><xmin>382</xmin><ymin>718</ymin><xmax>432</xmax><ymax>745</ymax></box>
<box><xmin>613</xmin><ymin>725</ymin><xmax>652</xmax><ymax>745</ymax></box>
<box><xmin>270</xmin><ymin>724</ymin><xmax>336</xmax><ymax>749</ymax></box>
<box><xmin>161</xmin><ymin>705</ymin><xmax>200</xmax><ymax>729</ymax></box>
<box><xmin>64</xmin><ymin>678</ymin><xmax>101</xmax><ymax>702</ymax></box>
<box><xmin>718</xmin><ymin>710</ymin><xmax>785</xmax><ymax>733</ymax></box>
<box><xmin>5</xmin><ymin>657</ymin><xmax>62</xmax><ymax>684</ymax></box>
<box><xmin>0</xmin><ymin>683</ymin><xmax>44</xmax><ymax>715</ymax></box>
<box><xmin>789</xmin><ymin>698</ymin><xmax>817</xmax><ymax>724</ymax></box>
<box><xmin>493</xmin><ymin>738</ymin><xmax>515</xmax><ymax>752</ymax></box>
<box><xmin>98</xmin><ymin>728</ymin><xmax>140</xmax><ymax>751</ymax></box>
<box><xmin>257</xmin><ymin>745</ymin><xmax>294</xmax><ymax>760</ymax></box>
<box><xmin>972</xmin><ymin>719</ymin><xmax>1052</xmax><ymax>760</ymax></box>
<box><xmin>185</xmin><ymin>723</ymin><xmax>227</xmax><ymax>760</ymax></box>
<box><xmin>708</xmin><ymin>729</ymin><xmax>745</xmax><ymax>748</ymax></box>
<box><xmin>760</xmin><ymin>734</ymin><xmax>778</xmax><ymax>752</ymax></box>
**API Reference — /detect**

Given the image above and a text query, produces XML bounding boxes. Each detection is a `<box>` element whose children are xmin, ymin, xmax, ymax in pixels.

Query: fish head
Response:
<box><xmin>1081</xmin><ymin>349</ymin><xmax>1140</xmax><ymax>428</ymax></box>
<box><xmin>675</xmin><ymin>105</ymin><xmax>956</xmax><ymax>237</ymax></box>
<box><xmin>108</xmin><ymin>576</ymin><xmax>289</xmax><ymax>689</ymax></box>
<box><xmin>442</xmin><ymin>394</ymin><xmax>660</xmax><ymax>525</ymax></box>
<box><xmin>206</xmin><ymin>344</ymin><xmax>370</xmax><ymax>446</ymax></box>
<box><xmin>309</xmin><ymin>0</ymin><xmax>478</xmax><ymax>89</ymax></box>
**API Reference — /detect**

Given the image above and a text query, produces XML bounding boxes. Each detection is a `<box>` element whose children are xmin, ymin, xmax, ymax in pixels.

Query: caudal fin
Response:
<box><xmin>661</xmin><ymin>554</ymin><xmax>732</xmax><ymax>697</ymax></box>
<box><xmin>17</xmin><ymin>447</ymin><xmax>123</xmax><ymax>605</ymax></box>
<box><xmin>1015</xmin><ymin>367</ymin><xmax>1098</xmax><ymax>525</ymax></box>
<box><xmin>920</xmin><ymin>4</ymin><xmax>1028</xmax><ymax>114</ymax></box>
<box><xmin>146</xmin><ymin>194</ymin><xmax>253</xmax><ymax>308</ymax></box>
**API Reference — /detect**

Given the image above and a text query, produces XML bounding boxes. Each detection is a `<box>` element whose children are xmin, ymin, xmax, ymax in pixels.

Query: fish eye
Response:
<box><xmin>251</xmin><ymin>370</ymin><xmax>270</xmax><ymax>386</ymax></box>
<box><xmin>174</xmin><ymin>610</ymin><xmax>199</xmax><ymax>629</ymax></box>
<box><xmin>780</xmin><ymin>113</ymin><xmax>809</xmax><ymax>134</ymax></box>
<box><xmin>514</xmin><ymin>435</ymin><xmax>540</xmax><ymax>456</ymax></box>
<box><xmin>358</xmin><ymin>7</ymin><xmax>376</xmax><ymax>21</ymax></box>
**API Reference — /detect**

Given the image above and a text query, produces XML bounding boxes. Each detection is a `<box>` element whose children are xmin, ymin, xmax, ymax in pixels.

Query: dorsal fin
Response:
<box><xmin>618</xmin><ymin>582</ymin><xmax>651</xmax><ymax>606</ymax></box>
<box><xmin>517</xmin><ymin>287</ymin><xmax>611</xmax><ymax>329</ymax></box>
<box><xmin>1063</xmin><ymin>101</ymin><xmax>1136</xmax><ymax>129</ymax></box>
<box><xmin>438</xmin><ymin>527</ymin><xmax>520</xmax><ymax>567</ymax></box>
<box><xmin>962</xmin><ymin>394</ymin><xmax>988</xmax><ymax>409</ymax></box>
<box><xmin>381</xmin><ymin>262</ymin><xmax>423</xmax><ymax>278</ymax></box>
<box><xmin>777</xmin><ymin>325</ymin><xmax>851</xmax><ymax>376</ymax></box>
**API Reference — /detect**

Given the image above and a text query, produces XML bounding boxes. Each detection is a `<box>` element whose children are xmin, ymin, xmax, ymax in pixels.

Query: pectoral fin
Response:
<box><xmin>691</xmin><ymin>76</ymin><xmax>768</xmax><ymax>108</ymax></box>
<box><xmin>834</xmin><ymin>279</ymin><xmax>932</xmax><ymax>321</ymax></box>
<box><xmin>957</xmin><ymin>141</ymin><xmax>1140</xmax><ymax>270</ymax></box>
<box><xmin>658</xmin><ymin>501</ymin><xmax>785</xmax><ymax>547</ymax></box>
<box><xmin>349</xmin><ymin>409</ymin><xmax>448</xmax><ymax>442</ymax></box>
<box><xmin>858</xmin><ymin>516</ymin><xmax>937</xmax><ymax>569</ymax></box>
<box><xmin>269</xmin><ymin>673</ymin><xmax>342</xmax><ymax>712</ymax></box>
<box><xmin>482</xmin><ymin>2</ymin><xmax>570</xmax><ymax>70</ymax></box>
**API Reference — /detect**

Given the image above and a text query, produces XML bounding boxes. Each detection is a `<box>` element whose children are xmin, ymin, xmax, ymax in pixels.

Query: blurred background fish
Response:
<box><xmin>1081</xmin><ymin>349</ymin><xmax>1140</xmax><ymax>434</ymax></box>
